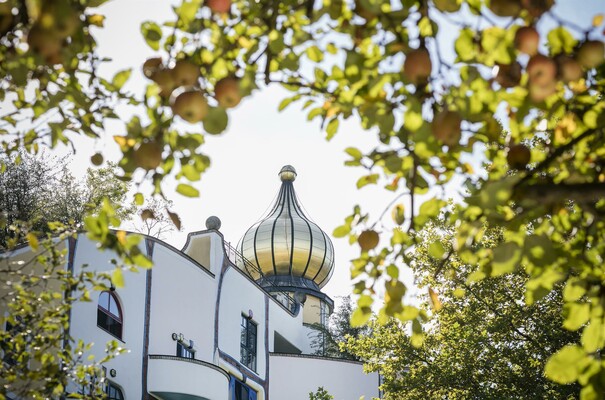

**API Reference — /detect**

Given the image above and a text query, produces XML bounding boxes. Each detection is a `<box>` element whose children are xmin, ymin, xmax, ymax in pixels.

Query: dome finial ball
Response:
<box><xmin>205</xmin><ymin>216</ymin><xmax>221</xmax><ymax>230</ymax></box>
<box><xmin>279</xmin><ymin>165</ymin><xmax>297</xmax><ymax>182</ymax></box>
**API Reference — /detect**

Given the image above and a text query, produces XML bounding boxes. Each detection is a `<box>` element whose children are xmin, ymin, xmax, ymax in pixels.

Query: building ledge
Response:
<box><xmin>269</xmin><ymin>352</ymin><xmax>365</xmax><ymax>366</ymax></box>
<box><xmin>147</xmin><ymin>354</ymin><xmax>230</xmax><ymax>400</ymax></box>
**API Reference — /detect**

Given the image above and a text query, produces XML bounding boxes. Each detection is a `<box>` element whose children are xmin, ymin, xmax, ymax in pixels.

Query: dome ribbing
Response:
<box><xmin>237</xmin><ymin>166</ymin><xmax>335</xmax><ymax>291</ymax></box>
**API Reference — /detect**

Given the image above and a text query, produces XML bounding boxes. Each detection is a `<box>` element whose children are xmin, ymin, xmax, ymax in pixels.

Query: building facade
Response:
<box><xmin>4</xmin><ymin>166</ymin><xmax>379</xmax><ymax>400</ymax></box>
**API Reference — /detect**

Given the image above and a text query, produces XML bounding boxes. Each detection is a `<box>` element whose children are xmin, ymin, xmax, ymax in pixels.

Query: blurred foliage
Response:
<box><xmin>344</xmin><ymin>220</ymin><xmax>580</xmax><ymax>399</ymax></box>
<box><xmin>1</xmin><ymin>0</ymin><xmax>605</xmax><ymax>395</ymax></box>
<box><xmin>0</xmin><ymin>223</ymin><xmax>125</xmax><ymax>399</ymax></box>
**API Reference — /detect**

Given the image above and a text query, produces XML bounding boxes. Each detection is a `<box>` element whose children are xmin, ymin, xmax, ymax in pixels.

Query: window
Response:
<box><xmin>2</xmin><ymin>316</ymin><xmax>26</xmax><ymax>366</ymax></box>
<box><xmin>2</xmin><ymin>319</ymin><xmax>17</xmax><ymax>366</ymax></box>
<box><xmin>105</xmin><ymin>381</ymin><xmax>124</xmax><ymax>400</ymax></box>
<box><xmin>240</xmin><ymin>315</ymin><xmax>257</xmax><ymax>371</ymax></box>
<box><xmin>229</xmin><ymin>376</ymin><xmax>257</xmax><ymax>400</ymax></box>
<box><xmin>176</xmin><ymin>341</ymin><xmax>195</xmax><ymax>359</ymax></box>
<box><xmin>320</xmin><ymin>301</ymin><xmax>329</xmax><ymax>327</ymax></box>
<box><xmin>97</xmin><ymin>291</ymin><xmax>123</xmax><ymax>339</ymax></box>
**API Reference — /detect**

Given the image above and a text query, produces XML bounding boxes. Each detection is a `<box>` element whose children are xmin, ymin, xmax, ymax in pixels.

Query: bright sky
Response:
<box><xmin>62</xmin><ymin>0</ymin><xmax>602</xmax><ymax>301</ymax></box>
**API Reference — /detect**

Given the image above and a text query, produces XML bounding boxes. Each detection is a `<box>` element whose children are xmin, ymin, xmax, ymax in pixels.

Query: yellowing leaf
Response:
<box><xmin>428</xmin><ymin>287</ymin><xmax>442</xmax><ymax>312</ymax></box>
<box><xmin>593</xmin><ymin>14</ymin><xmax>604</xmax><ymax>27</ymax></box>
<box><xmin>116</xmin><ymin>230</ymin><xmax>127</xmax><ymax>245</ymax></box>
<box><xmin>112</xmin><ymin>268</ymin><xmax>125</xmax><ymax>288</ymax></box>
<box><xmin>134</xmin><ymin>193</ymin><xmax>144</xmax><ymax>206</ymax></box>
<box><xmin>87</xmin><ymin>14</ymin><xmax>106</xmax><ymax>27</ymax></box>
<box><xmin>26</xmin><ymin>233</ymin><xmax>39</xmax><ymax>251</ymax></box>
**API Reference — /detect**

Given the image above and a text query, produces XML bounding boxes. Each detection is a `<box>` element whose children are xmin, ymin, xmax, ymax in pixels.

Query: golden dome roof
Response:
<box><xmin>238</xmin><ymin>166</ymin><xmax>335</xmax><ymax>290</ymax></box>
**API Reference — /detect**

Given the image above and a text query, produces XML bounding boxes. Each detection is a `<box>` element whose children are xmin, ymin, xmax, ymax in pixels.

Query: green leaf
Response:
<box><xmin>112</xmin><ymin>268</ymin><xmax>125</xmax><ymax>288</ymax></box>
<box><xmin>306</xmin><ymin>46</ymin><xmax>324</xmax><ymax>62</ymax></box>
<box><xmin>428</xmin><ymin>241</ymin><xmax>446</xmax><ymax>259</ymax></box>
<box><xmin>357</xmin><ymin>174</ymin><xmax>379</xmax><ymax>189</ymax></box>
<box><xmin>547</xmin><ymin>26</ymin><xmax>577</xmax><ymax>55</ymax></box>
<box><xmin>134</xmin><ymin>193</ymin><xmax>144</xmax><ymax>206</ymax></box>
<box><xmin>392</xmin><ymin>204</ymin><xmax>405</xmax><ymax>225</ymax></box>
<box><xmin>563</xmin><ymin>303</ymin><xmax>590</xmax><ymax>331</ymax></box>
<box><xmin>351</xmin><ymin>306</ymin><xmax>372</xmax><ymax>327</ymax></box>
<box><xmin>455</xmin><ymin>28</ymin><xmax>476</xmax><ymax>62</ymax></box>
<box><xmin>141</xmin><ymin>21</ymin><xmax>163</xmax><ymax>51</ymax></box>
<box><xmin>333</xmin><ymin>225</ymin><xmax>350</xmax><ymax>238</ymax></box>
<box><xmin>418</xmin><ymin>16</ymin><xmax>437</xmax><ymax>37</ymax></box>
<box><xmin>492</xmin><ymin>242</ymin><xmax>522</xmax><ymax>276</ymax></box>
<box><xmin>326</xmin><ymin>118</ymin><xmax>339</xmax><ymax>140</ymax></box>
<box><xmin>545</xmin><ymin>345</ymin><xmax>585</xmax><ymax>384</ymax></box>
<box><xmin>416</xmin><ymin>199</ymin><xmax>446</xmax><ymax>226</ymax></box>
<box><xmin>112</xmin><ymin>69</ymin><xmax>132</xmax><ymax>90</ymax></box>
<box><xmin>564</xmin><ymin>277</ymin><xmax>586</xmax><ymax>302</ymax></box>
<box><xmin>278</xmin><ymin>95</ymin><xmax>299</xmax><ymax>111</ymax></box>
<box><xmin>481</xmin><ymin>27</ymin><xmax>513</xmax><ymax>65</ymax></box>
<box><xmin>581</xmin><ymin>320</ymin><xmax>603</xmax><ymax>352</ymax></box>
<box><xmin>176</xmin><ymin>183</ymin><xmax>199</xmax><ymax>197</ymax></box>
<box><xmin>345</xmin><ymin>147</ymin><xmax>363</xmax><ymax>161</ymax></box>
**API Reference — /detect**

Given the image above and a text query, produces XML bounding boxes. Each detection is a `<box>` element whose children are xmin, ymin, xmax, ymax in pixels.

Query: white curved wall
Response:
<box><xmin>218</xmin><ymin>266</ymin><xmax>267</xmax><ymax>378</ymax></box>
<box><xmin>69</xmin><ymin>236</ymin><xmax>147</xmax><ymax>400</ymax></box>
<box><xmin>147</xmin><ymin>242</ymin><xmax>218</xmax><ymax>363</ymax></box>
<box><xmin>147</xmin><ymin>356</ymin><xmax>229</xmax><ymax>400</ymax></box>
<box><xmin>269</xmin><ymin>354</ymin><xmax>380</xmax><ymax>400</ymax></box>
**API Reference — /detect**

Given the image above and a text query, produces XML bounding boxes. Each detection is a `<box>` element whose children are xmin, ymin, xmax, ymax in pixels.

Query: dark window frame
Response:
<box><xmin>229</xmin><ymin>375</ymin><xmax>257</xmax><ymax>400</ymax></box>
<box><xmin>97</xmin><ymin>291</ymin><xmax>123</xmax><ymax>340</ymax></box>
<box><xmin>240</xmin><ymin>315</ymin><xmax>257</xmax><ymax>371</ymax></box>
<box><xmin>105</xmin><ymin>380</ymin><xmax>124</xmax><ymax>400</ymax></box>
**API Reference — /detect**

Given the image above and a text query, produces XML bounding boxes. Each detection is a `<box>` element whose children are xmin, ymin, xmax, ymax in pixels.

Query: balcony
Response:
<box><xmin>147</xmin><ymin>355</ymin><xmax>230</xmax><ymax>400</ymax></box>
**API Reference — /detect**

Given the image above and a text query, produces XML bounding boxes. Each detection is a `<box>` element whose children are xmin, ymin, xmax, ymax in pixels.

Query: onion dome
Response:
<box><xmin>237</xmin><ymin>166</ymin><xmax>335</xmax><ymax>294</ymax></box>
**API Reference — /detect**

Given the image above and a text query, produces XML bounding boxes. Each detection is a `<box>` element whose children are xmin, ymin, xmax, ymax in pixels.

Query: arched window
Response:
<box><xmin>97</xmin><ymin>291</ymin><xmax>123</xmax><ymax>339</ymax></box>
<box><xmin>106</xmin><ymin>381</ymin><xmax>124</xmax><ymax>400</ymax></box>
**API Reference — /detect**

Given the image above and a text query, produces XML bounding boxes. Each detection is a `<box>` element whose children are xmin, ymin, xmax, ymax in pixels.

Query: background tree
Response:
<box><xmin>344</xmin><ymin>220</ymin><xmax>580</xmax><ymax>399</ymax></box>
<box><xmin>0</xmin><ymin>152</ymin><xmax>135</xmax><ymax>246</ymax></box>
<box><xmin>309</xmin><ymin>386</ymin><xmax>333</xmax><ymax>400</ymax></box>
<box><xmin>310</xmin><ymin>295</ymin><xmax>369</xmax><ymax>360</ymax></box>
<box><xmin>0</xmin><ymin>152</ymin><xmax>66</xmax><ymax>244</ymax></box>
<box><xmin>133</xmin><ymin>197</ymin><xmax>180</xmax><ymax>239</ymax></box>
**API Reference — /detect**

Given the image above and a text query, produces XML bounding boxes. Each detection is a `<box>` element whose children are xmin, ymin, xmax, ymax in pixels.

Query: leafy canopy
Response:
<box><xmin>1</xmin><ymin>0</ymin><xmax>605</xmax><ymax>396</ymax></box>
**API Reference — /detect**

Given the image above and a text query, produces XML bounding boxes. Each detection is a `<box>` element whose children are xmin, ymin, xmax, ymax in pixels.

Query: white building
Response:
<box><xmin>6</xmin><ymin>166</ymin><xmax>379</xmax><ymax>400</ymax></box>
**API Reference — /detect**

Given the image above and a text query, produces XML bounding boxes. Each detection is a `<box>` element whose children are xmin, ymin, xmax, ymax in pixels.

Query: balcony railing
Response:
<box><xmin>224</xmin><ymin>241</ymin><xmax>298</xmax><ymax>314</ymax></box>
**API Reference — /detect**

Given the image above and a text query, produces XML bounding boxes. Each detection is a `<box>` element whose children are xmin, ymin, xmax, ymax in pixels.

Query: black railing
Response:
<box><xmin>224</xmin><ymin>242</ymin><xmax>298</xmax><ymax>314</ymax></box>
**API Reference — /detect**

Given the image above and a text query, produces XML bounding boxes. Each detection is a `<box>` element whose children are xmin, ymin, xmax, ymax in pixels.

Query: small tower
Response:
<box><xmin>237</xmin><ymin>165</ymin><xmax>334</xmax><ymax>324</ymax></box>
